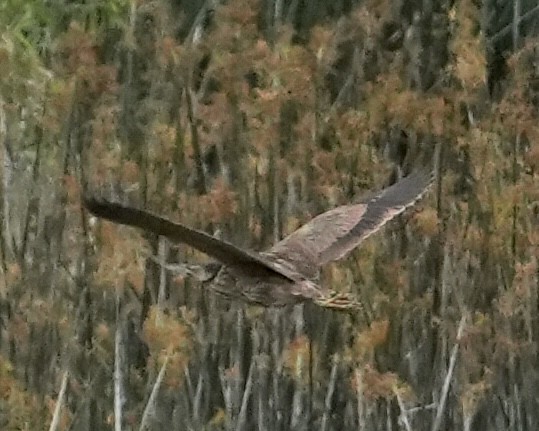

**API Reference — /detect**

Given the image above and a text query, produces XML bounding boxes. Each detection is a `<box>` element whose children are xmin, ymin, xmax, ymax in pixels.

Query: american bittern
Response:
<box><xmin>84</xmin><ymin>170</ymin><xmax>433</xmax><ymax>310</ymax></box>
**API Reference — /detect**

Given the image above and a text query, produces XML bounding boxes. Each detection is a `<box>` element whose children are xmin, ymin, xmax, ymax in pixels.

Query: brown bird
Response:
<box><xmin>84</xmin><ymin>170</ymin><xmax>433</xmax><ymax>310</ymax></box>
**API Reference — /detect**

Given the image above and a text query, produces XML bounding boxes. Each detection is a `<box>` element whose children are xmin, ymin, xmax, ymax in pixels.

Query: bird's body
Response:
<box><xmin>210</xmin><ymin>263</ymin><xmax>318</xmax><ymax>307</ymax></box>
<box><xmin>210</xmin><ymin>249</ymin><xmax>323</xmax><ymax>307</ymax></box>
<box><xmin>84</xmin><ymin>170</ymin><xmax>434</xmax><ymax>310</ymax></box>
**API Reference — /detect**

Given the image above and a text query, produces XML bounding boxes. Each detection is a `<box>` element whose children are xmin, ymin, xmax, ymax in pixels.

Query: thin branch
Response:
<box><xmin>321</xmin><ymin>356</ymin><xmax>339</xmax><ymax>431</ymax></box>
<box><xmin>406</xmin><ymin>403</ymin><xmax>437</xmax><ymax>414</ymax></box>
<box><xmin>488</xmin><ymin>3</ymin><xmax>539</xmax><ymax>46</ymax></box>
<box><xmin>138</xmin><ymin>355</ymin><xmax>169</xmax><ymax>431</ymax></box>
<box><xmin>355</xmin><ymin>369</ymin><xmax>366</xmax><ymax>429</ymax></box>
<box><xmin>114</xmin><ymin>298</ymin><xmax>125</xmax><ymax>431</ymax></box>
<box><xmin>235</xmin><ymin>307</ymin><xmax>246</xmax><ymax>418</ymax></box>
<box><xmin>326</xmin><ymin>47</ymin><xmax>360</xmax><ymax>119</ymax></box>
<box><xmin>219</xmin><ymin>366</ymin><xmax>233</xmax><ymax>427</ymax></box>
<box><xmin>274</xmin><ymin>0</ymin><xmax>283</xmax><ymax>27</ymax></box>
<box><xmin>236</xmin><ymin>360</ymin><xmax>255</xmax><ymax>431</ymax></box>
<box><xmin>183</xmin><ymin>364</ymin><xmax>196</xmax><ymax>427</ymax></box>
<box><xmin>431</xmin><ymin>316</ymin><xmax>467</xmax><ymax>431</ymax></box>
<box><xmin>394</xmin><ymin>389</ymin><xmax>413</xmax><ymax>431</ymax></box>
<box><xmin>0</xmin><ymin>100</ymin><xmax>10</xmax><ymax>277</ymax></box>
<box><xmin>156</xmin><ymin>237</ymin><xmax>167</xmax><ymax>325</ymax></box>
<box><xmin>193</xmin><ymin>365</ymin><xmax>204</xmax><ymax>424</ymax></box>
<box><xmin>19</xmin><ymin>120</ymin><xmax>44</xmax><ymax>266</ymax></box>
<box><xmin>511</xmin><ymin>133</ymin><xmax>519</xmax><ymax>262</ymax></box>
<box><xmin>290</xmin><ymin>350</ymin><xmax>305</xmax><ymax>428</ymax></box>
<box><xmin>49</xmin><ymin>370</ymin><xmax>70</xmax><ymax>431</ymax></box>
<box><xmin>186</xmin><ymin>0</ymin><xmax>216</xmax><ymax>46</ymax></box>
<box><xmin>285</xmin><ymin>0</ymin><xmax>300</xmax><ymax>25</ymax></box>
<box><xmin>185</xmin><ymin>88</ymin><xmax>207</xmax><ymax>195</ymax></box>
<box><xmin>512</xmin><ymin>0</ymin><xmax>521</xmax><ymax>49</ymax></box>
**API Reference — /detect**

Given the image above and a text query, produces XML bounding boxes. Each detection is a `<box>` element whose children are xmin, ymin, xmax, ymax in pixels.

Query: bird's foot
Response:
<box><xmin>315</xmin><ymin>291</ymin><xmax>361</xmax><ymax>311</ymax></box>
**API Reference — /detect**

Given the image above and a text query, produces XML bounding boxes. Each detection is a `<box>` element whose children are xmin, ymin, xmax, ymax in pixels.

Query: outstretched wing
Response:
<box><xmin>270</xmin><ymin>170</ymin><xmax>434</xmax><ymax>269</ymax></box>
<box><xmin>83</xmin><ymin>198</ymin><xmax>294</xmax><ymax>281</ymax></box>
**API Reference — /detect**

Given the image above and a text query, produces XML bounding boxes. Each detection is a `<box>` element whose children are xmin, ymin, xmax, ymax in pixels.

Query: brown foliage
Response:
<box><xmin>143</xmin><ymin>307</ymin><xmax>193</xmax><ymax>387</ymax></box>
<box><xmin>3</xmin><ymin>0</ymin><xmax>539</xmax><ymax>429</ymax></box>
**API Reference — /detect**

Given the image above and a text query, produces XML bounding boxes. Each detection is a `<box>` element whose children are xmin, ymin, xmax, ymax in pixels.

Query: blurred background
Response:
<box><xmin>1</xmin><ymin>0</ymin><xmax>538</xmax><ymax>430</ymax></box>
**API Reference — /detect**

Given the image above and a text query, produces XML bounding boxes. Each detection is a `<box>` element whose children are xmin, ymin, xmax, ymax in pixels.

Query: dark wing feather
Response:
<box><xmin>83</xmin><ymin>198</ymin><xmax>294</xmax><ymax>281</ymax></box>
<box><xmin>271</xmin><ymin>170</ymin><xmax>434</xmax><ymax>269</ymax></box>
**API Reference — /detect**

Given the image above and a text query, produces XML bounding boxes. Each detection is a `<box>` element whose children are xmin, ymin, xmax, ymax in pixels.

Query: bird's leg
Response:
<box><xmin>148</xmin><ymin>254</ymin><xmax>190</xmax><ymax>273</ymax></box>
<box><xmin>314</xmin><ymin>291</ymin><xmax>361</xmax><ymax>311</ymax></box>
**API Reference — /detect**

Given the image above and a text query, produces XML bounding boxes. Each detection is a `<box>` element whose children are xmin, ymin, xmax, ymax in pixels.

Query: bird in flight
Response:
<box><xmin>84</xmin><ymin>170</ymin><xmax>434</xmax><ymax>310</ymax></box>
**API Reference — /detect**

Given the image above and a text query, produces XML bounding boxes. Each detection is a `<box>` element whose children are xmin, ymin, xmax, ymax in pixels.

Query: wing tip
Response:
<box><xmin>81</xmin><ymin>194</ymin><xmax>101</xmax><ymax>216</ymax></box>
<box><xmin>82</xmin><ymin>194</ymin><xmax>107</xmax><ymax>213</ymax></box>
<box><xmin>82</xmin><ymin>195</ymin><xmax>130</xmax><ymax>221</ymax></box>
<box><xmin>378</xmin><ymin>167</ymin><xmax>435</xmax><ymax>203</ymax></box>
